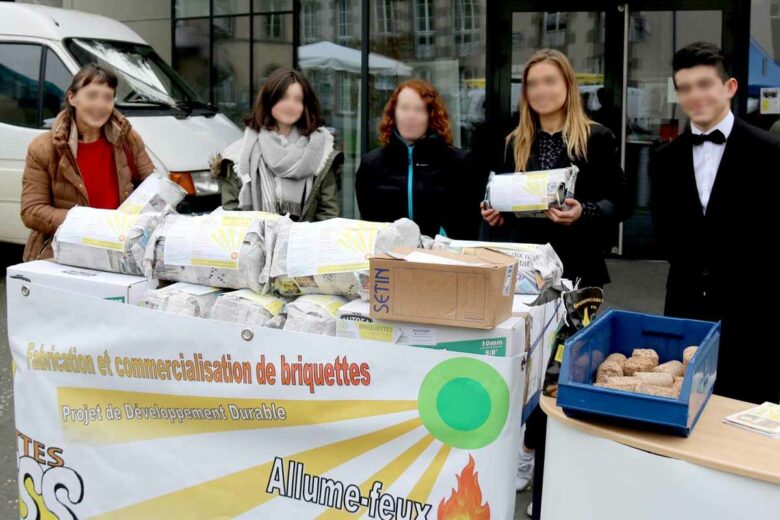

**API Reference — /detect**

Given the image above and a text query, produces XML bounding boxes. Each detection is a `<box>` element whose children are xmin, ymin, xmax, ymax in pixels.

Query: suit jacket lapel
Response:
<box><xmin>674</xmin><ymin>130</ymin><xmax>704</xmax><ymax>219</ymax></box>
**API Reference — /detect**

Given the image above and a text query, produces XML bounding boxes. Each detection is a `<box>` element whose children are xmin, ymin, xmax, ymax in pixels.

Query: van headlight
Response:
<box><xmin>169</xmin><ymin>171</ymin><xmax>220</xmax><ymax>196</ymax></box>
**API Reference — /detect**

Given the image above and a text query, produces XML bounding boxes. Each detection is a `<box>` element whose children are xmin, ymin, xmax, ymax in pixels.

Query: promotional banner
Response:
<box><xmin>8</xmin><ymin>279</ymin><xmax>524</xmax><ymax>519</ymax></box>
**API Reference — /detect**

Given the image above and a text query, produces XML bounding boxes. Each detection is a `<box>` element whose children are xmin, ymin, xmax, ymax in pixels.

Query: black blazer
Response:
<box><xmin>356</xmin><ymin>132</ymin><xmax>482</xmax><ymax>239</ymax></box>
<box><xmin>651</xmin><ymin>117</ymin><xmax>780</xmax><ymax>403</ymax></box>
<box><xmin>485</xmin><ymin>122</ymin><xmax>632</xmax><ymax>287</ymax></box>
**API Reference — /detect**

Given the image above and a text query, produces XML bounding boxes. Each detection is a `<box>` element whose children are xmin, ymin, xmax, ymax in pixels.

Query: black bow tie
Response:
<box><xmin>690</xmin><ymin>129</ymin><xmax>726</xmax><ymax>146</ymax></box>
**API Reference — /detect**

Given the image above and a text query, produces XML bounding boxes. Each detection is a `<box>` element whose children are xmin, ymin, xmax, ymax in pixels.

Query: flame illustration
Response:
<box><xmin>438</xmin><ymin>455</ymin><xmax>490</xmax><ymax>520</ymax></box>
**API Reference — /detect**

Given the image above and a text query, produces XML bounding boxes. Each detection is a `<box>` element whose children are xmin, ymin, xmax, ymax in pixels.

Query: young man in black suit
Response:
<box><xmin>652</xmin><ymin>42</ymin><xmax>780</xmax><ymax>405</ymax></box>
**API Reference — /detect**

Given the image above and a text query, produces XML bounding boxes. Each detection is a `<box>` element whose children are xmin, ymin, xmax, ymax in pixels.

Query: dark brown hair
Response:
<box><xmin>65</xmin><ymin>64</ymin><xmax>119</xmax><ymax>116</ymax></box>
<box><xmin>672</xmin><ymin>42</ymin><xmax>731</xmax><ymax>84</ymax></box>
<box><xmin>244</xmin><ymin>67</ymin><xmax>324</xmax><ymax>136</ymax></box>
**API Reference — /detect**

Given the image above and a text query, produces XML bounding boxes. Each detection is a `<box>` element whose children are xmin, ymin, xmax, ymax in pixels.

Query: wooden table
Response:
<box><xmin>539</xmin><ymin>395</ymin><xmax>780</xmax><ymax>519</ymax></box>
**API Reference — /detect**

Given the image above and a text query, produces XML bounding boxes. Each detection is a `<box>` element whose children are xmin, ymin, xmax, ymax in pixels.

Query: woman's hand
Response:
<box><xmin>481</xmin><ymin>202</ymin><xmax>504</xmax><ymax>227</ymax></box>
<box><xmin>546</xmin><ymin>198</ymin><xmax>582</xmax><ymax>226</ymax></box>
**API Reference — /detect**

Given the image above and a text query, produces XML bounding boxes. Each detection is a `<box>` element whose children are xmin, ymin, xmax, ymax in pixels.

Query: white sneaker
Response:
<box><xmin>527</xmin><ymin>501</ymin><xmax>533</xmax><ymax>517</ymax></box>
<box><xmin>515</xmin><ymin>448</ymin><xmax>535</xmax><ymax>491</ymax></box>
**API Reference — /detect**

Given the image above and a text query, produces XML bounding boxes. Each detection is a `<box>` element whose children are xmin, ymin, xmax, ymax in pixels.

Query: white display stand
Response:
<box><xmin>540</xmin><ymin>396</ymin><xmax>780</xmax><ymax>519</ymax></box>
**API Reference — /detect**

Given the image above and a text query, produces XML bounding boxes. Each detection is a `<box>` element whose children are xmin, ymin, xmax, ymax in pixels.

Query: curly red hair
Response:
<box><xmin>378</xmin><ymin>79</ymin><xmax>452</xmax><ymax>145</ymax></box>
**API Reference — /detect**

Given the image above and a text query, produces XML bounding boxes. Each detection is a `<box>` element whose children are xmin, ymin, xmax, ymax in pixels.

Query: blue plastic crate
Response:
<box><xmin>556</xmin><ymin>309</ymin><xmax>720</xmax><ymax>437</ymax></box>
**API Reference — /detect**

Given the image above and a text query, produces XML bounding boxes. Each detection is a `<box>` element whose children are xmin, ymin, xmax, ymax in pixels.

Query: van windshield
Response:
<box><xmin>65</xmin><ymin>38</ymin><xmax>212</xmax><ymax>113</ymax></box>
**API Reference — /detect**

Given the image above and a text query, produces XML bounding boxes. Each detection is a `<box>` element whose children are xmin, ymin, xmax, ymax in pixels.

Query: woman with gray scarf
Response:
<box><xmin>211</xmin><ymin>68</ymin><xmax>341</xmax><ymax>221</ymax></box>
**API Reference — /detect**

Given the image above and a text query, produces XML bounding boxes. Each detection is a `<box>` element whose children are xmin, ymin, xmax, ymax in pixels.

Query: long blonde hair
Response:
<box><xmin>507</xmin><ymin>49</ymin><xmax>592</xmax><ymax>171</ymax></box>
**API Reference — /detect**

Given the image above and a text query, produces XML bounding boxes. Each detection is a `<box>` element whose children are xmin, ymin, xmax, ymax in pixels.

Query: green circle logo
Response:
<box><xmin>418</xmin><ymin>358</ymin><xmax>510</xmax><ymax>449</ymax></box>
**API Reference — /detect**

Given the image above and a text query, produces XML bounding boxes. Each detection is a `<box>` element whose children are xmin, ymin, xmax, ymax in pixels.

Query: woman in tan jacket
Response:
<box><xmin>21</xmin><ymin>64</ymin><xmax>154</xmax><ymax>261</ymax></box>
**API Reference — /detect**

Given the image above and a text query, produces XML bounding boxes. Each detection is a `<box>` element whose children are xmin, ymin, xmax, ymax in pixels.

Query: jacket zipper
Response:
<box><xmin>406</xmin><ymin>144</ymin><xmax>414</xmax><ymax>220</ymax></box>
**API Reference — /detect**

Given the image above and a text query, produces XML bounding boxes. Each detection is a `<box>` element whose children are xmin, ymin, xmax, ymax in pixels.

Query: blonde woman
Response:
<box><xmin>480</xmin><ymin>49</ymin><xmax>631</xmax><ymax>518</ymax></box>
<box><xmin>481</xmin><ymin>49</ymin><xmax>631</xmax><ymax>288</ymax></box>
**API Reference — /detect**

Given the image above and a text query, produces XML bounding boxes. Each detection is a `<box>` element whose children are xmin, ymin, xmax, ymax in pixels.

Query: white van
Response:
<box><xmin>0</xmin><ymin>4</ymin><xmax>243</xmax><ymax>244</ymax></box>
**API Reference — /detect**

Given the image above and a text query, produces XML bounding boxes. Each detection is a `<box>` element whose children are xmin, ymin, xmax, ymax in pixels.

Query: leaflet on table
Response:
<box><xmin>56</xmin><ymin>207</ymin><xmax>141</xmax><ymax>251</ymax></box>
<box><xmin>163</xmin><ymin>214</ymin><xmax>254</xmax><ymax>269</ymax></box>
<box><xmin>724</xmin><ymin>402</ymin><xmax>780</xmax><ymax>438</ymax></box>
<box><xmin>286</xmin><ymin>218</ymin><xmax>388</xmax><ymax>277</ymax></box>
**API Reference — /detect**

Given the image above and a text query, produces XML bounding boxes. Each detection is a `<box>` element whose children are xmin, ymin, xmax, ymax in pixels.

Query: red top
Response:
<box><xmin>76</xmin><ymin>137</ymin><xmax>120</xmax><ymax>209</ymax></box>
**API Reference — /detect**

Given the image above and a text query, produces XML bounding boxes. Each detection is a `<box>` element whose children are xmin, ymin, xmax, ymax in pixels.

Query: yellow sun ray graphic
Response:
<box><xmin>524</xmin><ymin>175</ymin><xmax>547</xmax><ymax>198</ymax></box>
<box><xmin>81</xmin><ymin>213</ymin><xmax>139</xmax><ymax>250</ymax></box>
<box><xmin>407</xmin><ymin>443</ymin><xmax>452</xmax><ymax>504</ymax></box>
<box><xmin>510</xmin><ymin>172</ymin><xmax>550</xmax><ymax>211</ymax></box>
<box><xmin>92</xmin><ymin>418</ymin><xmax>423</xmax><ymax>519</ymax></box>
<box><xmin>315</xmin><ymin>434</ymin><xmax>436</xmax><ymax>519</ymax></box>
<box><xmin>334</xmin><ymin>222</ymin><xmax>387</xmax><ymax>257</ymax></box>
<box><xmin>210</xmin><ymin>225</ymin><xmax>244</xmax><ymax>254</ymax></box>
<box><xmin>106</xmin><ymin>213</ymin><xmax>136</xmax><ymax>238</ymax></box>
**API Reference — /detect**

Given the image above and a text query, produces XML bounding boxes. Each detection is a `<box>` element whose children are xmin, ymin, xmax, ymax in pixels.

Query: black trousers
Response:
<box><xmin>525</xmin><ymin>407</ymin><xmax>547</xmax><ymax>520</ymax></box>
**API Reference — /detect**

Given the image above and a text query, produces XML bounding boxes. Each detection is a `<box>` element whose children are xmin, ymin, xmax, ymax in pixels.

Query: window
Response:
<box><xmin>174</xmin><ymin>18</ymin><xmax>211</xmax><ymax>102</ymax></box>
<box><xmin>302</xmin><ymin>2</ymin><xmax>320</xmax><ymax>43</ymax></box>
<box><xmin>214</xmin><ymin>16</ymin><xmax>251</xmax><ymax>124</ymax></box>
<box><xmin>375</xmin><ymin>0</ymin><xmax>396</xmax><ymax>36</ymax></box>
<box><xmin>42</xmin><ymin>49</ymin><xmax>71</xmax><ymax>128</ymax></box>
<box><xmin>214</xmin><ymin>0</ymin><xmax>251</xmax><ymax>15</ymax></box>
<box><xmin>262</xmin><ymin>13</ymin><xmax>285</xmax><ymax>40</ymax></box>
<box><xmin>542</xmin><ymin>12</ymin><xmax>567</xmax><ymax>48</ymax></box>
<box><xmin>175</xmin><ymin>0</ymin><xmax>210</xmax><ymax>18</ymax></box>
<box><xmin>454</xmin><ymin>0</ymin><xmax>480</xmax><ymax>56</ymax></box>
<box><xmin>0</xmin><ymin>44</ymin><xmax>74</xmax><ymax>129</ymax></box>
<box><xmin>69</xmin><ymin>39</ymin><xmax>201</xmax><ymax>108</ymax></box>
<box><xmin>253</xmin><ymin>11</ymin><xmax>294</xmax><ymax>90</ymax></box>
<box><xmin>0</xmin><ymin>43</ymin><xmax>42</xmax><ymax>128</ymax></box>
<box><xmin>338</xmin><ymin>72</ymin><xmax>356</xmax><ymax>114</ymax></box>
<box><xmin>629</xmin><ymin>14</ymin><xmax>649</xmax><ymax>43</ymax></box>
<box><xmin>415</xmin><ymin>0</ymin><xmax>435</xmax><ymax>59</ymax></box>
<box><xmin>338</xmin><ymin>0</ymin><xmax>352</xmax><ymax>44</ymax></box>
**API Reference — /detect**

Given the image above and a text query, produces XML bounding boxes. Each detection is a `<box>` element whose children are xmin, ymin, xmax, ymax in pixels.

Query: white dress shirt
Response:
<box><xmin>690</xmin><ymin>111</ymin><xmax>734</xmax><ymax>213</ymax></box>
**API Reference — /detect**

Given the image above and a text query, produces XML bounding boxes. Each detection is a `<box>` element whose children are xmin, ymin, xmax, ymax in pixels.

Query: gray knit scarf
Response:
<box><xmin>236</xmin><ymin>126</ymin><xmax>334</xmax><ymax>217</ymax></box>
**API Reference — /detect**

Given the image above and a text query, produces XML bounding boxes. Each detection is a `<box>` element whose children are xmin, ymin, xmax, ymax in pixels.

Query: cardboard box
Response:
<box><xmin>337</xmin><ymin>299</ymin><xmax>526</xmax><ymax>357</ymax></box>
<box><xmin>368</xmin><ymin>247</ymin><xmax>518</xmax><ymax>329</ymax></box>
<box><xmin>7</xmin><ymin>260</ymin><xmax>157</xmax><ymax>304</ymax></box>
